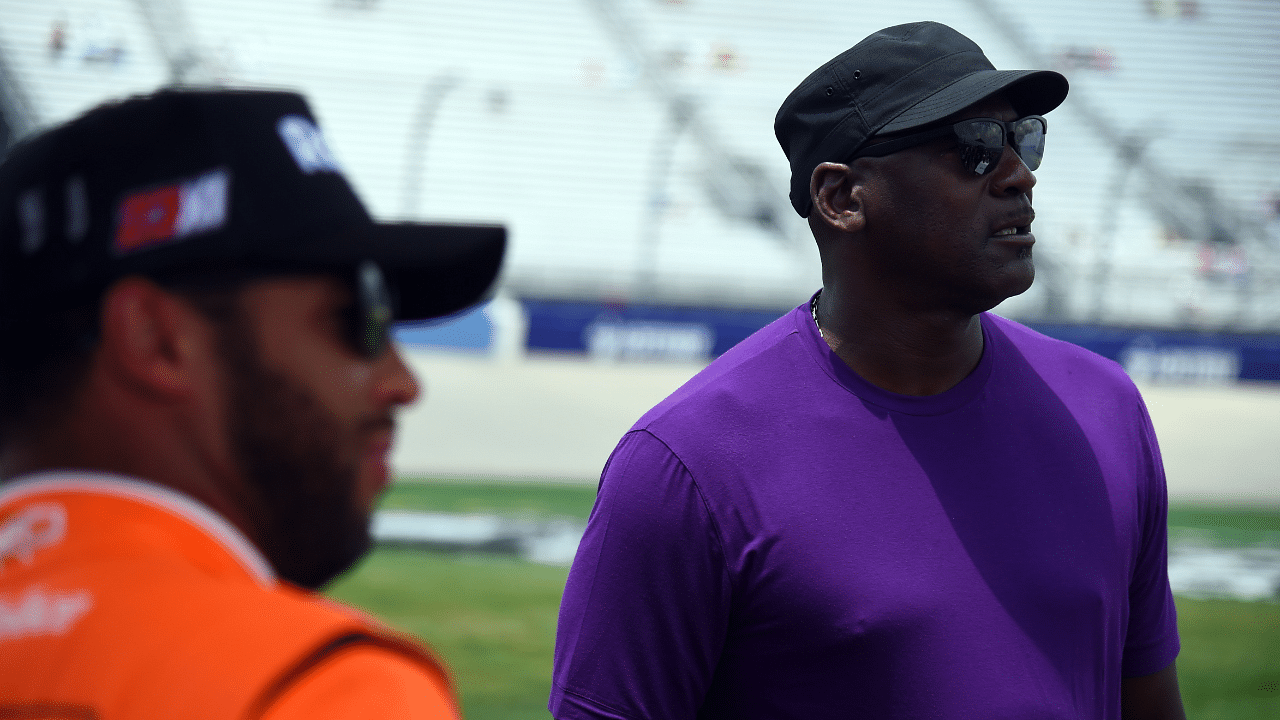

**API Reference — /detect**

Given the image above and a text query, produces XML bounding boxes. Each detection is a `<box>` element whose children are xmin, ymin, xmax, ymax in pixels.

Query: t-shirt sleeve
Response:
<box><xmin>1121</xmin><ymin>398</ymin><xmax>1182</xmax><ymax>678</ymax></box>
<box><xmin>550</xmin><ymin>429</ymin><xmax>732</xmax><ymax>720</ymax></box>
<box><xmin>260</xmin><ymin>644</ymin><xmax>460</xmax><ymax>720</ymax></box>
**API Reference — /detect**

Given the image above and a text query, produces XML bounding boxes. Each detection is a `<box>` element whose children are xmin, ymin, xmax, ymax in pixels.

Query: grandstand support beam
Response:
<box><xmin>1091</xmin><ymin>134</ymin><xmax>1149</xmax><ymax>323</ymax></box>
<box><xmin>635</xmin><ymin>96</ymin><xmax>691</xmax><ymax>300</ymax></box>
<box><xmin>401</xmin><ymin>73</ymin><xmax>462</xmax><ymax>218</ymax></box>
<box><xmin>131</xmin><ymin>0</ymin><xmax>214</xmax><ymax>85</ymax></box>
<box><xmin>584</xmin><ymin>0</ymin><xmax>805</xmax><ymax>254</ymax></box>
<box><xmin>0</xmin><ymin>41</ymin><xmax>39</xmax><ymax>152</ymax></box>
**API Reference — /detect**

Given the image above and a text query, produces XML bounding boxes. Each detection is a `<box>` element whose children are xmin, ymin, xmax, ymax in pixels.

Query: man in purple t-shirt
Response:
<box><xmin>551</xmin><ymin>22</ymin><xmax>1185</xmax><ymax>720</ymax></box>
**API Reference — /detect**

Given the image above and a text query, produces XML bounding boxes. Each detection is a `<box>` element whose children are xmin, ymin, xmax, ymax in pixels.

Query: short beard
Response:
<box><xmin>212</xmin><ymin>314</ymin><xmax>373</xmax><ymax>590</ymax></box>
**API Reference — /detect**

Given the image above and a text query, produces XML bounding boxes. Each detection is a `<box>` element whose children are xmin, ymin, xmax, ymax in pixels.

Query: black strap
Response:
<box><xmin>248</xmin><ymin>632</ymin><xmax>427</xmax><ymax>719</ymax></box>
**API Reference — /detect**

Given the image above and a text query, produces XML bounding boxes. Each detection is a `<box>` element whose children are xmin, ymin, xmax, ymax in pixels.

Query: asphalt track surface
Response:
<box><xmin>393</xmin><ymin>350</ymin><xmax>1280</xmax><ymax>507</ymax></box>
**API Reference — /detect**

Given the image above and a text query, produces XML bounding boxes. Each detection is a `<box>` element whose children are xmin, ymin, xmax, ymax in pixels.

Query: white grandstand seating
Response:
<box><xmin>2</xmin><ymin>0</ymin><xmax>1278</xmax><ymax>328</ymax></box>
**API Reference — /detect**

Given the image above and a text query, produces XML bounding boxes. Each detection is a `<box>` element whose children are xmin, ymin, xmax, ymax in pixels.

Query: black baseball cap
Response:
<box><xmin>775</xmin><ymin>21</ymin><xmax>1069</xmax><ymax>217</ymax></box>
<box><xmin>0</xmin><ymin>88</ymin><xmax>506</xmax><ymax>321</ymax></box>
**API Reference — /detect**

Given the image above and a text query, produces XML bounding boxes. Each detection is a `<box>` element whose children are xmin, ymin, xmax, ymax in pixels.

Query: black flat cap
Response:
<box><xmin>775</xmin><ymin>21</ymin><xmax>1069</xmax><ymax>217</ymax></box>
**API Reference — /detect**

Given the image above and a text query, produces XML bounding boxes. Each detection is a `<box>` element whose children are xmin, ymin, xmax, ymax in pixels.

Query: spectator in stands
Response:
<box><xmin>550</xmin><ymin>22</ymin><xmax>1185</xmax><ymax>720</ymax></box>
<box><xmin>0</xmin><ymin>88</ymin><xmax>503</xmax><ymax>718</ymax></box>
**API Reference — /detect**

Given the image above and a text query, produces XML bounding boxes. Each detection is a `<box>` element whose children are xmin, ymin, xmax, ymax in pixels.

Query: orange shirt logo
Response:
<box><xmin>0</xmin><ymin>502</ymin><xmax>67</xmax><ymax>573</ymax></box>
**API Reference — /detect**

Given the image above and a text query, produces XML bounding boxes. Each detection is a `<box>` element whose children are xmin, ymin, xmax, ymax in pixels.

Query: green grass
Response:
<box><xmin>327</xmin><ymin>481</ymin><xmax>1280</xmax><ymax>719</ymax></box>
<box><xmin>329</xmin><ymin>479</ymin><xmax>592</xmax><ymax>719</ymax></box>
<box><xmin>1168</xmin><ymin>507</ymin><xmax>1280</xmax><ymax>547</ymax></box>
<box><xmin>1168</xmin><ymin>508</ymin><xmax>1280</xmax><ymax>718</ymax></box>
<box><xmin>1177</xmin><ymin>599</ymin><xmax>1280</xmax><ymax>718</ymax></box>
<box><xmin>382</xmin><ymin>477</ymin><xmax>598</xmax><ymax>520</ymax></box>
<box><xmin>328</xmin><ymin>548</ymin><xmax>568</xmax><ymax>720</ymax></box>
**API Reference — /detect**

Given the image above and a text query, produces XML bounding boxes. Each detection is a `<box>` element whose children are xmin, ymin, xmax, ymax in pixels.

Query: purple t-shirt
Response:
<box><xmin>550</xmin><ymin>303</ymin><xmax>1180</xmax><ymax>720</ymax></box>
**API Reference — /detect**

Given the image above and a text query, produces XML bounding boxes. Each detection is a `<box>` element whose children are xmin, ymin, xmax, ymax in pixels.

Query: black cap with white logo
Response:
<box><xmin>0</xmin><ymin>88</ymin><xmax>506</xmax><ymax>321</ymax></box>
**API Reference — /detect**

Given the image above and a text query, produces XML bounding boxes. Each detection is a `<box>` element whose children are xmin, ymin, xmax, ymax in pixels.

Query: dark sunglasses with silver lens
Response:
<box><xmin>344</xmin><ymin>260</ymin><xmax>394</xmax><ymax>359</ymax></box>
<box><xmin>852</xmin><ymin>115</ymin><xmax>1048</xmax><ymax>175</ymax></box>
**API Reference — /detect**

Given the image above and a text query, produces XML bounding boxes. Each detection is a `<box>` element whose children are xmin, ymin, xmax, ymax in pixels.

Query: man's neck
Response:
<box><xmin>0</xmin><ymin>397</ymin><xmax>267</xmax><ymax>562</ymax></box>
<box><xmin>814</xmin><ymin>288</ymin><xmax>985</xmax><ymax>396</ymax></box>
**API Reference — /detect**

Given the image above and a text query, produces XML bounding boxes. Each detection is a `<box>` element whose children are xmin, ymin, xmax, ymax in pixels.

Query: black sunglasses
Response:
<box><xmin>155</xmin><ymin>260</ymin><xmax>395</xmax><ymax>359</ymax></box>
<box><xmin>851</xmin><ymin>115</ymin><xmax>1048</xmax><ymax>175</ymax></box>
<box><xmin>343</xmin><ymin>260</ymin><xmax>395</xmax><ymax>359</ymax></box>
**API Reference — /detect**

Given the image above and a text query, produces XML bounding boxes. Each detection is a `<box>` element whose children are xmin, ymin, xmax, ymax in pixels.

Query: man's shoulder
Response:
<box><xmin>0</xmin><ymin>473</ymin><xmax>382</xmax><ymax>648</ymax></box>
<box><xmin>632</xmin><ymin>306</ymin><xmax>809</xmax><ymax>432</ymax></box>
<box><xmin>259</xmin><ymin>643</ymin><xmax>458</xmax><ymax>720</ymax></box>
<box><xmin>0</xmin><ymin>474</ymin><xmax>446</xmax><ymax>715</ymax></box>
<box><xmin>986</xmin><ymin>313</ymin><xmax>1136</xmax><ymax>387</ymax></box>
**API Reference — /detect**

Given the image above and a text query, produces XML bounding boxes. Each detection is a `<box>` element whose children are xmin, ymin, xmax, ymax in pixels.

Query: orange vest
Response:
<box><xmin>0</xmin><ymin>472</ymin><xmax>457</xmax><ymax>719</ymax></box>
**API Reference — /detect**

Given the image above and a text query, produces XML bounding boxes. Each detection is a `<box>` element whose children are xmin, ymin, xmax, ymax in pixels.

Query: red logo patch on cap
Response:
<box><xmin>114</xmin><ymin>168</ymin><xmax>229</xmax><ymax>254</ymax></box>
<box><xmin>116</xmin><ymin>185</ymin><xmax>180</xmax><ymax>252</ymax></box>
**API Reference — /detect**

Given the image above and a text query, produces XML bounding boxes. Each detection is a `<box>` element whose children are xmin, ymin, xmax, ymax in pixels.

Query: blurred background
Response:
<box><xmin>1</xmin><ymin>0</ymin><xmax>1277</xmax><ymax>717</ymax></box>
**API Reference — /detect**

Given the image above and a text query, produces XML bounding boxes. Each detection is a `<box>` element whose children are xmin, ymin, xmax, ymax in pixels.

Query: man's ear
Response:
<box><xmin>97</xmin><ymin>277</ymin><xmax>209</xmax><ymax>400</ymax></box>
<box><xmin>809</xmin><ymin>161</ymin><xmax>867</xmax><ymax>234</ymax></box>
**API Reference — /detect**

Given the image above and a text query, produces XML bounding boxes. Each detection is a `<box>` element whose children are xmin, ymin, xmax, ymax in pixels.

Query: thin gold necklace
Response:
<box><xmin>809</xmin><ymin>291</ymin><xmax>825</xmax><ymax>341</ymax></box>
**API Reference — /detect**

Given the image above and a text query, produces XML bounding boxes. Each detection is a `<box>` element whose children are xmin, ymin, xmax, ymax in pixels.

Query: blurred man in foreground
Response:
<box><xmin>0</xmin><ymin>89</ymin><xmax>504</xmax><ymax>717</ymax></box>
<box><xmin>551</xmin><ymin>22</ymin><xmax>1184</xmax><ymax>719</ymax></box>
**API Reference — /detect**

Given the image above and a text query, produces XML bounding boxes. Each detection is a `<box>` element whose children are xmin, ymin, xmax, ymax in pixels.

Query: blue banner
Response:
<box><xmin>521</xmin><ymin>297</ymin><xmax>1280</xmax><ymax>383</ymax></box>
<box><xmin>522</xmin><ymin>298</ymin><xmax>785</xmax><ymax>361</ymax></box>
<box><xmin>1025</xmin><ymin>323</ymin><xmax>1280</xmax><ymax>384</ymax></box>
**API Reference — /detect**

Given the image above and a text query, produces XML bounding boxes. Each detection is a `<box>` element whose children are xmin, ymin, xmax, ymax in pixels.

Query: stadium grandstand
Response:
<box><xmin>2</xmin><ymin>0</ymin><xmax>1279</xmax><ymax>381</ymax></box>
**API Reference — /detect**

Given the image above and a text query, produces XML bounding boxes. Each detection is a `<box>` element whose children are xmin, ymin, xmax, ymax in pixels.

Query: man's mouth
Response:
<box><xmin>991</xmin><ymin>222</ymin><xmax>1034</xmax><ymax>242</ymax></box>
<box><xmin>359</xmin><ymin>418</ymin><xmax>397</xmax><ymax>497</ymax></box>
<box><xmin>992</xmin><ymin>208</ymin><xmax>1035</xmax><ymax>239</ymax></box>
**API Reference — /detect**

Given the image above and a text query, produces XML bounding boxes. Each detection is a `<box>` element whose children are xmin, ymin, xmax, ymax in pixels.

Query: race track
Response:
<box><xmin>393</xmin><ymin>350</ymin><xmax>1280</xmax><ymax>506</ymax></box>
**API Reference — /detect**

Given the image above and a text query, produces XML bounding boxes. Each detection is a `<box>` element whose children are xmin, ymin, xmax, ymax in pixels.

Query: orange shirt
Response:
<box><xmin>0</xmin><ymin>472</ymin><xmax>460</xmax><ymax>719</ymax></box>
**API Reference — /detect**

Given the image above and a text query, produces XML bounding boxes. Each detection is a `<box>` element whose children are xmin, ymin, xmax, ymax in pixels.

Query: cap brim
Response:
<box><xmin>880</xmin><ymin>69</ymin><xmax>1069</xmax><ymax>134</ymax></box>
<box><xmin>288</xmin><ymin>222</ymin><xmax>506</xmax><ymax>322</ymax></box>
